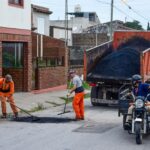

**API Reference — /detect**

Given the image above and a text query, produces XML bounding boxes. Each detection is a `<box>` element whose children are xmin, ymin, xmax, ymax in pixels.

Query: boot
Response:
<box><xmin>14</xmin><ymin>112</ymin><xmax>18</xmax><ymax>119</ymax></box>
<box><xmin>1</xmin><ymin>113</ymin><xmax>7</xmax><ymax>119</ymax></box>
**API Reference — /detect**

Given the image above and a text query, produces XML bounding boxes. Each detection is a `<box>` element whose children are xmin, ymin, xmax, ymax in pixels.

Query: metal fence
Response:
<box><xmin>32</xmin><ymin>57</ymin><xmax>65</xmax><ymax>68</ymax></box>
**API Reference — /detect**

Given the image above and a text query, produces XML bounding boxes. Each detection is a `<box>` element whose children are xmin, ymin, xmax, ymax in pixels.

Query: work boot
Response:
<box><xmin>14</xmin><ymin>112</ymin><xmax>18</xmax><ymax>119</ymax></box>
<box><xmin>124</xmin><ymin>122</ymin><xmax>131</xmax><ymax>130</ymax></box>
<box><xmin>1</xmin><ymin>113</ymin><xmax>7</xmax><ymax>119</ymax></box>
<box><xmin>74</xmin><ymin>117</ymin><xmax>81</xmax><ymax>121</ymax></box>
<box><xmin>81</xmin><ymin>117</ymin><xmax>84</xmax><ymax>120</ymax></box>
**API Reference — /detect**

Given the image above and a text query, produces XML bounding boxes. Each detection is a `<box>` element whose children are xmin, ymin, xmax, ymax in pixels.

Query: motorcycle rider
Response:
<box><xmin>125</xmin><ymin>74</ymin><xmax>150</xmax><ymax>127</ymax></box>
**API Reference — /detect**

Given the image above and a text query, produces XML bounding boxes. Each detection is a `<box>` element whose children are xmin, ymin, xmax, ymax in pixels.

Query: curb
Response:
<box><xmin>31</xmin><ymin>85</ymin><xmax>67</xmax><ymax>94</ymax></box>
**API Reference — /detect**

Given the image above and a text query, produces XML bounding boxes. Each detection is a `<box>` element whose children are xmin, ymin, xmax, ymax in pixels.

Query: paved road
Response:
<box><xmin>0</xmin><ymin>99</ymin><xmax>150</xmax><ymax>150</ymax></box>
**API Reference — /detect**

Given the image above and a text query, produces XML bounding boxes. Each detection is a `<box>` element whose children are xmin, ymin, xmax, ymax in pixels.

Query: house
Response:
<box><xmin>32</xmin><ymin>4</ymin><xmax>52</xmax><ymax>36</ymax></box>
<box><xmin>50</xmin><ymin>4</ymin><xmax>100</xmax><ymax>46</ymax></box>
<box><xmin>0</xmin><ymin>0</ymin><xmax>32</xmax><ymax>91</ymax></box>
<box><xmin>31</xmin><ymin>5</ymin><xmax>68</xmax><ymax>90</ymax></box>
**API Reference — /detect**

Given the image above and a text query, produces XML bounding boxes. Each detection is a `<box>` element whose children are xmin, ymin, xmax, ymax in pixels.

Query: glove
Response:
<box><xmin>67</xmin><ymin>93</ymin><xmax>71</xmax><ymax>97</ymax></box>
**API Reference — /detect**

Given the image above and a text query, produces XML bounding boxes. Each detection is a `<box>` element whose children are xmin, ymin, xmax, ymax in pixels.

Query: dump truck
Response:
<box><xmin>84</xmin><ymin>31</ymin><xmax>150</xmax><ymax>106</ymax></box>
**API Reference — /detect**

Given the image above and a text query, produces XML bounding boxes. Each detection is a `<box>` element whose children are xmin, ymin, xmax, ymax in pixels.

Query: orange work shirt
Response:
<box><xmin>0</xmin><ymin>78</ymin><xmax>14</xmax><ymax>97</ymax></box>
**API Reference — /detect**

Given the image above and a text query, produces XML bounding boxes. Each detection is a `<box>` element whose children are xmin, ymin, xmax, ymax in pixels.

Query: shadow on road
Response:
<box><xmin>11</xmin><ymin>116</ymin><xmax>75</xmax><ymax>123</ymax></box>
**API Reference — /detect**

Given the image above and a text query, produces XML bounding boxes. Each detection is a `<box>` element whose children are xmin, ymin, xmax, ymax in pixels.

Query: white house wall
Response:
<box><xmin>33</xmin><ymin>11</ymin><xmax>49</xmax><ymax>36</ymax></box>
<box><xmin>0</xmin><ymin>0</ymin><xmax>31</xmax><ymax>30</ymax></box>
<box><xmin>54</xmin><ymin>28</ymin><xmax>72</xmax><ymax>46</ymax></box>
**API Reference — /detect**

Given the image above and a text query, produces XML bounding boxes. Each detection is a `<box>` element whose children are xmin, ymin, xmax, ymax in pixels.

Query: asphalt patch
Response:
<box><xmin>74</xmin><ymin>121</ymin><xmax>118</xmax><ymax>134</ymax></box>
<box><xmin>11</xmin><ymin>116</ymin><xmax>75</xmax><ymax>123</ymax></box>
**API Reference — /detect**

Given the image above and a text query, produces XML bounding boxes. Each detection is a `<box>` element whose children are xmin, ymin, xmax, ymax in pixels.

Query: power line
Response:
<box><xmin>95</xmin><ymin>0</ymin><xmax>135</xmax><ymax>21</ymax></box>
<box><xmin>120</xmin><ymin>0</ymin><xmax>149</xmax><ymax>21</ymax></box>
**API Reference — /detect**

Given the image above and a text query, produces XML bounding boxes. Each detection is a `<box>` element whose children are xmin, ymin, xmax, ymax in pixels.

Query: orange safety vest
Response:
<box><xmin>0</xmin><ymin>78</ymin><xmax>14</xmax><ymax>96</ymax></box>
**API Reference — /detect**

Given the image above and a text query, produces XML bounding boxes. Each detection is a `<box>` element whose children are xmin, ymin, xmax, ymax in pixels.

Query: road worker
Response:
<box><xmin>0</xmin><ymin>74</ymin><xmax>18</xmax><ymax>118</ymax></box>
<box><xmin>67</xmin><ymin>70</ymin><xmax>85</xmax><ymax>120</ymax></box>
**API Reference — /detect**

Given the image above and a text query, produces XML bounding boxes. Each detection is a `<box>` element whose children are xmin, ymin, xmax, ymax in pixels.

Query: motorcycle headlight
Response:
<box><xmin>135</xmin><ymin>99</ymin><xmax>144</xmax><ymax>108</ymax></box>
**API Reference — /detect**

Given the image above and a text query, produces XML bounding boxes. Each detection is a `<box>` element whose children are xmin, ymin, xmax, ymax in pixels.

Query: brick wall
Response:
<box><xmin>70</xmin><ymin>66</ymin><xmax>84</xmax><ymax>76</ymax></box>
<box><xmin>36</xmin><ymin>67</ymin><xmax>67</xmax><ymax>89</ymax></box>
<box><xmin>0</xmin><ymin>42</ymin><xmax>2</xmax><ymax>76</ymax></box>
<box><xmin>3</xmin><ymin>68</ymin><xmax>23</xmax><ymax>92</ymax></box>
<box><xmin>32</xmin><ymin>32</ymin><xmax>68</xmax><ymax>90</ymax></box>
<box><xmin>0</xmin><ymin>32</ymin><xmax>32</xmax><ymax>92</ymax></box>
<box><xmin>32</xmin><ymin>32</ymin><xmax>65</xmax><ymax>58</ymax></box>
<box><xmin>72</xmin><ymin>33</ymin><xmax>109</xmax><ymax>48</ymax></box>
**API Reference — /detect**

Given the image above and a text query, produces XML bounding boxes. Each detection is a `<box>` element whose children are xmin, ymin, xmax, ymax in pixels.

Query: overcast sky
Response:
<box><xmin>31</xmin><ymin>0</ymin><xmax>150</xmax><ymax>30</ymax></box>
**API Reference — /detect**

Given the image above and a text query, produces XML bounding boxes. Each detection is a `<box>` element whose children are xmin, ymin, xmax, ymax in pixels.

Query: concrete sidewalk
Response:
<box><xmin>0</xmin><ymin>85</ymin><xmax>90</xmax><ymax>115</ymax></box>
<box><xmin>0</xmin><ymin>85</ymin><xmax>68</xmax><ymax>115</ymax></box>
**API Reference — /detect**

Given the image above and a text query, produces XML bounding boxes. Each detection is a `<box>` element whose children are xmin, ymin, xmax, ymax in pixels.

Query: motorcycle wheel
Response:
<box><xmin>135</xmin><ymin>122</ymin><xmax>142</xmax><ymax>144</ymax></box>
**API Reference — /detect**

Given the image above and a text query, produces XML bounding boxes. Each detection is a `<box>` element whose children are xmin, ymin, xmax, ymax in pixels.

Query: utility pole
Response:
<box><xmin>96</xmin><ymin>24</ymin><xmax>98</xmax><ymax>46</ymax></box>
<box><xmin>110</xmin><ymin>0</ymin><xmax>114</xmax><ymax>41</ymax></box>
<box><xmin>65</xmin><ymin>0</ymin><xmax>68</xmax><ymax>48</ymax></box>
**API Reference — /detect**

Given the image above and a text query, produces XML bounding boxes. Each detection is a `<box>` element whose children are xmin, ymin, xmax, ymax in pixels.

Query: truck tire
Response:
<box><xmin>91</xmin><ymin>87</ymin><xmax>98</xmax><ymax>106</ymax></box>
<box><xmin>91</xmin><ymin>87</ymin><xmax>107</xmax><ymax>106</ymax></box>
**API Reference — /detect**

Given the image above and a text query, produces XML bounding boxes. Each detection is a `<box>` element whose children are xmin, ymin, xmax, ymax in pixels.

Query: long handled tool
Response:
<box><xmin>57</xmin><ymin>95</ymin><xmax>71</xmax><ymax>115</ymax></box>
<box><xmin>6</xmin><ymin>101</ymin><xmax>40</xmax><ymax>121</ymax></box>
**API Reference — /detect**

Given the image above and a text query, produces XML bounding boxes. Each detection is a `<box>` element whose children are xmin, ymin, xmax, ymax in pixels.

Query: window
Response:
<box><xmin>8</xmin><ymin>0</ymin><xmax>24</xmax><ymax>7</ymax></box>
<box><xmin>2</xmin><ymin>43</ymin><xmax>24</xmax><ymax>68</ymax></box>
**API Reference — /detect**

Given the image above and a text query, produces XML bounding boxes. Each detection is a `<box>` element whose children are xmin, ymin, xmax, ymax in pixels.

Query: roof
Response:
<box><xmin>67</xmin><ymin>12</ymin><xmax>96</xmax><ymax>15</ymax></box>
<box><xmin>32</xmin><ymin>4</ymin><xmax>52</xmax><ymax>15</ymax></box>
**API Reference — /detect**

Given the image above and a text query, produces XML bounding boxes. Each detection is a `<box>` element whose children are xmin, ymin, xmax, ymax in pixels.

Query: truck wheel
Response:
<box><xmin>135</xmin><ymin>122</ymin><xmax>142</xmax><ymax>144</ymax></box>
<box><xmin>91</xmin><ymin>87</ymin><xmax>98</xmax><ymax>106</ymax></box>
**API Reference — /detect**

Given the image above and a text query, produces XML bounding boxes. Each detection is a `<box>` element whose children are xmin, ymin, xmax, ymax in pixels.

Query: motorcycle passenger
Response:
<box><xmin>125</xmin><ymin>74</ymin><xmax>150</xmax><ymax>126</ymax></box>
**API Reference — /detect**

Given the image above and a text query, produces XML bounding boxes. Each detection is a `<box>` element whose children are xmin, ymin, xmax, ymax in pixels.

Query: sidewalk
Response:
<box><xmin>0</xmin><ymin>85</ymin><xmax>90</xmax><ymax>115</ymax></box>
<box><xmin>0</xmin><ymin>85</ymin><xmax>68</xmax><ymax>115</ymax></box>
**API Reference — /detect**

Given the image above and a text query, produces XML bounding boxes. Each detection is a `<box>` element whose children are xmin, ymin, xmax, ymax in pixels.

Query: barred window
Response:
<box><xmin>2</xmin><ymin>43</ymin><xmax>24</xmax><ymax>68</ymax></box>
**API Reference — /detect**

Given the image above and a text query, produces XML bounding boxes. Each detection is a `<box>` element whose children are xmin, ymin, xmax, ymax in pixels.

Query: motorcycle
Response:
<box><xmin>118</xmin><ymin>85</ymin><xmax>150</xmax><ymax>144</ymax></box>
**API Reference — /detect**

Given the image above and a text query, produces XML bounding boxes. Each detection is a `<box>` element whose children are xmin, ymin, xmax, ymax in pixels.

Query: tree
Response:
<box><xmin>147</xmin><ymin>22</ymin><xmax>150</xmax><ymax>31</ymax></box>
<box><xmin>124</xmin><ymin>20</ymin><xmax>144</xmax><ymax>30</ymax></box>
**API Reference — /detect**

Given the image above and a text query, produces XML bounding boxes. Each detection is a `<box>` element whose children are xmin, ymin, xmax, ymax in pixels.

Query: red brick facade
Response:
<box><xmin>35</xmin><ymin>67</ymin><xmax>67</xmax><ymax>89</ymax></box>
<box><xmin>70</xmin><ymin>66</ymin><xmax>84</xmax><ymax>76</ymax></box>
<box><xmin>32</xmin><ymin>32</ymin><xmax>68</xmax><ymax>90</ymax></box>
<box><xmin>0</xmin><ymin>27</ymin><xmax>32</xmax><ymax>91</ymax></box>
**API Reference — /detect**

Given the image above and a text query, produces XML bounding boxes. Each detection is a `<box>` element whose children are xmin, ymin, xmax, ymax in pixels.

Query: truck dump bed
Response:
<box><xmin>85</xmin><ymin>31</ymin><xmax>150</xmax><ymax>82</ymax></box>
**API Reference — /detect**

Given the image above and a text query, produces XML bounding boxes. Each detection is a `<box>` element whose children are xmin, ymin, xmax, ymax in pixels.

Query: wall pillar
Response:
<box><xmin>0</xmin><ymin>42</ymin><xmax>2</xmax><ymax>77</ymax></box>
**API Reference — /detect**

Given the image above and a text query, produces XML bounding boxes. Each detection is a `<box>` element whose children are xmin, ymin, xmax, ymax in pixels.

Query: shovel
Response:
<box><xmin>57</xmin><ymin>95</ymin><xmax>71</xmax><ymax>115</ymax></box>
<box><xmin>6</xmin><ymin>101</ymin><xmax>40</xmax><ymax>121</ymax></box>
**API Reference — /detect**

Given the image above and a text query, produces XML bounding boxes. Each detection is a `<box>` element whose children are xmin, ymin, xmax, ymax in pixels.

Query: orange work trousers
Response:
<box><xmin>73</xmin><ymin>92</ymin><xmax>84</xmax><ymax>119</ymax></box>
<box><xmin>0</xmin><ymin>95</ymin><xmax>18</xmax><ymax>115</ymax></box>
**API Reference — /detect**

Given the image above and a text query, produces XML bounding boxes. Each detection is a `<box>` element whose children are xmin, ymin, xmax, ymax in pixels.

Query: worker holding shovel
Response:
<box><xmin>67</xmin><ymin>70</ymin><xmax>85</xmax><ymax>121</ymax></box>
<box><xmin>0</xmin><ymin>74</ymin><xmax>18</xmax><ymax>119</ymax></box>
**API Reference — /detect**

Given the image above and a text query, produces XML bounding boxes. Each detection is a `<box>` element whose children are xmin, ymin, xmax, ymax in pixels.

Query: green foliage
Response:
<box><xmin>29</xmin><ymin>103</ymin><xmax>45</xmax><ymax>112</ymax></box>
<box><xmin>147</xmin><ymin>22</ymin><xmax>150</xmax><ymax>31</ymax></box>
<box><xmin>3</xmin><ymin>52</ymin><xmax>22</xmax><ymax>68</ymax></box>
<box><xmin>67</xmin><ymin>81</ymin><xmax>91</xmax><ymax>90</ymax></box>
<box><xmin>124</xmin><ymin>20</ymin><xmax>144</xmax><ymax>30</ymax></box>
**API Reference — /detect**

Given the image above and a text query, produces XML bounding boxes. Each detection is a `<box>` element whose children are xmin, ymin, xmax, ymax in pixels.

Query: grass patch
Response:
<box><xmin>67</xmin><ymin>81</ymin><xmax>91</xmax><ymax>90</ymax></box>
<box><xmin>59</xmin><ymin>93</ymin><xmax>90</xmax><ymax>103</ymax></box>
<box><xmin>84</xmin><ymin>93</ymin><xmax>91</xmax><ymax>99</ymax></box>
<box><xmin>29</xmin><ymin>103</ymin><xmax>45</xmax><ymax>112</ymax></box>
<box><xmin>45</xmin><ymin>101</ymin><xmax>62</xmax><ymax>107</ymax></box>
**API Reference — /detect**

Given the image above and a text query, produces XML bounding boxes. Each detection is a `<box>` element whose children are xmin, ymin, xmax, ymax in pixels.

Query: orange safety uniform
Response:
<box><xmin>73</xmin><ymin>92</ymin><xmax>84</xmax><ymax>119</ymax></box>
<box><xmin>0</xmin><ymin>78</ymin><xmax>18</xmax><ymax>115</ymax></box>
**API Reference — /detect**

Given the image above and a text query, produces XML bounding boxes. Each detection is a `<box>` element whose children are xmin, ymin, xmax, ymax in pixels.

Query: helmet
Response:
<box><xmin>132</xmin><ymin>74</ymin><xmax>142</xmax><ymax>86</ymax></box>
<box><xmin>5</xmin><ymin>74</ymin><xmax>12</xmax><ymax>82</ymax></box>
